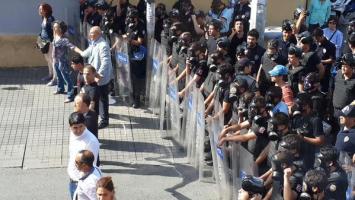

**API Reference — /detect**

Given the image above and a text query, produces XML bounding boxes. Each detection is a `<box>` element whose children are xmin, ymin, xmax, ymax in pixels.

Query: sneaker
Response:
<box><xmin>64</xmin><ymin>99</ymin><xmax>74</xmax><ymax>103</ymax></box>
<box><xmin>47</xmin><ymin>80</ymin><xmax>57</xmax><ymax>86</ymax></box>
<box><xmin>53</xmin><ymin>91</ymin><xmax>66</xmax><ymax>95</ymax></box>
<box><xmin>41</xmin><ymin>75</ymin><xmax>52</xmax><ymax>82</ymax></box>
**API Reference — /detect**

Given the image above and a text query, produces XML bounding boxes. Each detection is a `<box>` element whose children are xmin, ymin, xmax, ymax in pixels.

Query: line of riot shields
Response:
<box><xmin>143</xmin><ymin>38</ymin><xmax>259</xmax><ymax>200</ymax></box>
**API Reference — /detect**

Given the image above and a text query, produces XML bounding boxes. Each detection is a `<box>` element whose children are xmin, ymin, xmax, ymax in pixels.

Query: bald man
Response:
<box><xmin>74</xmin><ymin>26</ymin><xmax>112</xmax><ymax>129</ymax></box>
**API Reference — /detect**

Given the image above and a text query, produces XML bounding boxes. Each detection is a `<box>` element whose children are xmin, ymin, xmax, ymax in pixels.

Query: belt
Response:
<box><xmin>69</xmin><ymin>178</ymin><xmax>78</xmax><ymax>183</ymax></box>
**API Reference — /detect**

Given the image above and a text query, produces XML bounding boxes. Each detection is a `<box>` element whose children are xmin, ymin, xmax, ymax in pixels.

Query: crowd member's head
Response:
<box><xmin>210</xmin><ymin>0</ymin><xmax>225</xmax><ymax>15</ymax></box>
<box><xmin>279</xmin><ymin>134</ymin><xmax>301</xmax><ymax>157</ymax></box>
<box><xmin>216</xmin><ymin>37</ymin><xmax>230</xmax><ymax>55</ymax></box>
<box><xmin>271</xmin><ymin>112</ymin><xmax>290</xmax><ymax>138</ymax></box>
<box><xmin>68</xmin><ymin>112</ymin><xmax>86</xmax><ymax>136</ymax></box>
<box><xmin>95</xmin><ymin>1</ymin><xmax>109</xmax><ymax>15</ymax></box>
<box><xmin>294</xmin><ymin>93</ymin><xmax>313</xmax><ymax>116</ymax></box>
<box><xmin>269</xmin><ymin>65</ymin><xmax>288</xmax><ymax>84</ymax></box>
<box><xmin>281</xmin><ymin>20</ymin><xmax>293</xmax><ymax>41</ymax></box>
<box><xmin>266</xmin><ymin>39</ymin><xmax>279</xmax><ymax>59</ymax></box>
<box><xmin>348</xmin><ymin>33</ymin><xmax>355</xmax><ymax>53</ymax></box>
<box><xmin>53</xmin><ymin>20</ymin><xmax>68</xmax><ymax>36</ymax></box>
<box><xmin>235</xmin><ymin>45</ymin><xmax>247</xmax><ymax>61</ymax></box>
<box><xmin>265</xmin><ymin>86</ymin><xmax>283</xmax><ymax>107</ymax></box>
<box><xmin>247</xmin><ymin>29</ymin><xmax>259</xmax><ymax>48</ymax></box>
<box><xmin>317</xmin><ymin>146</ymin><xmax>339</xmax><ymax>173</ymax></box>
<box><xmin>233</xmin><ymin>16</ymin><xmax>245</xmax><ymax>33</ymax></box>
<box><xmin>300</xmin><ymin>36</ymin><xmax>313</xmax><ymax>53</ymax></box>
<box><xmin>301</xmin><ymin>169</ymin><xmax>328</xmax><ymax>200</ymax></box>
<box><xmin>208</xmin><ymin>19</ymin><xmax>222</xmax><ymax>38</ymax></box>
<box><xmin>326</xmin><ymin>16</ymin><xmax>338</xmax><ymax>31</ymax></box>
<box><xmin>96</xmin><ymin>176</ymin><xmax>115</xmax><ymax>200</ymax></box>
<box><xmin>236</xmin><ymin>58</ymin><xmax>252</xmax><ymax>75</ymax></box>
<box><xmin>288</xmin><ymin>46</ymin><xmax>302</xmax><ymax>66</ymax></box>
<box><xmin>83</xmin><ymin>65</ymin><xmax>97</xmax><ymax>85</ymax></box>
<box><xmin>340</xmin><ymin>104</ymin><xmax>355</xmax><ymax>129</ymax></box>
<box><xmin>75</xmin><ymin>150</ymin><xmax>95</xmax><ymax>173</ymax></box>
<box><xmin>312</xmin><ymin>27</ymin><xmax>325</xmax><ymax>44</ymax></box>
<box><xmin>85</xmin><ymin>2</ymin><xmax>97</xmax><ymax>15</ymax></box>
<box><xmin>74</xmin><ymin>93</ymin><xmax>91</xmax><ymax>114</ymax></box>
<box><xmin>89</xmin><ymin>26</ymin><xmax>102</xmax><ymax>41</ymax></box>
<box><xmin>38</xmin><ymin>3</ymin><xmax>52</xmax><ymax>18</ymax></box>
<box><xmin>71</xmin><ymin>55</ymin><xmax>84</xmax><ymax>72</ymax></box>
<box><xmin>341</xmin><ymin>53</ymin><xmax>355</xmax><ymax>77</ymax></box>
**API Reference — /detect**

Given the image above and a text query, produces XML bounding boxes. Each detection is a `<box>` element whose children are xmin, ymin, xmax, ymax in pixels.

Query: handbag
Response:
<box><xmin>36</xmin><ymin>36</ymin><xmax>50</xmax><ymax>54</ymax></box>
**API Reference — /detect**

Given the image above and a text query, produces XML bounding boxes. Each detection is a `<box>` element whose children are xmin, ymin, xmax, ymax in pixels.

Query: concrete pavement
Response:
<box><xmin>0</xmin><ymin>67</ymin><xmax>218</xmax><ymax>200</ymax></box>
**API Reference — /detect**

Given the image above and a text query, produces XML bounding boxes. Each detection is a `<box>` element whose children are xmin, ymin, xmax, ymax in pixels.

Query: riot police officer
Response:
<box><xmin>124</xmin><ymin>8</ymin><xmax>147</xmax><ymax>108</ymax></box>
<box><xmin>316</xmin><ymin>146</ymin><xmax>348</xmax><ymax>200</ymax></box>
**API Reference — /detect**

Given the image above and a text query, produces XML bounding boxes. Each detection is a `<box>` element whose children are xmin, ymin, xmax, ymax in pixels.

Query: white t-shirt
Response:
<box><xmin>67</xmin><ymin>128</ymin><xmax>100</xmax><ymax>181</ymax></box>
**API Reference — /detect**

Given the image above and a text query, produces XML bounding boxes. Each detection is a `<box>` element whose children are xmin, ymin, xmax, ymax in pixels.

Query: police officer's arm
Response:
<box><xmin>191</xmin><ymin>15</ymin><xmax>205</xmax><ymax>35</ymax></box>
<box><xmin>179</xmin><ymin>74</ymin><xmax>201</xmax><ymax>97</ymax></box>
<box><xmin>255</xmin><ymin>144</ymin><xmax>269</xmax><ymax>166</ymax></box>
<box><xmin>218</xmin><ymin>131</ymin><xmax>256</xmax><ymax>146</ymax></box>
<box><xmin>283</xmin><ymin>168</ymin><xmax>297</xmax><ymax>200</ymax></box>
<box><xmin>219</xmin><ymin>121</ymin><xmax>251</xmax><ymax>140</ymax></box>
<box><xmin>204</xmin><ymin>89</ymin><xmax>216</xmax><ymax>107</ymax></box>
<box><xmin>302</xmin><ymin>135</ymin><xmax>325</xmax><ymax>146</ymax></box>
<box><xmin>205</xmin><ymin>98</ymin><xmax>215</xmax><ymax>117</ymax></box>
<box><xmin>176</xmin><ymin>68</ymin><xmax>187</xmax><ymax>84</ymax></box>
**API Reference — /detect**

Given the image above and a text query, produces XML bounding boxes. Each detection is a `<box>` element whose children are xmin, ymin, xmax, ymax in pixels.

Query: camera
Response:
<box><xmin>241</xmin><ymin>175</ymin><xmax>265</xmax><ymax>195</ymax></box>
<box><xmin>267</xmin><ymin>119</ymin><xmax>279</xmax><ymax>141</ymax></box>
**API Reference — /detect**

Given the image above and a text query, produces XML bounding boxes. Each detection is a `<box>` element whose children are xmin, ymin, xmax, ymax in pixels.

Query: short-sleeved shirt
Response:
<box><xmin>287</xmin><ymin>65</ymin><xmax>305</xmax><ymax>96</ymax></box>
<box><xmin>246</xmin><ymin>45</ymin><xmax>266</xmax><ymax>75</ymax></box>
<box><xmin>81</xmin><ymin>82</ymin><xmax>100</xmax><ymax>115</ymax></box>
<box><xmin>316</xmin><ymin>39</ymin><xmax>336</xmax><ymax>68</ymax></box>
<box><xmin>332</xmin><ymin>71</ymin><xmax>355</xmax><ymax>109</ymax></box>
<box><xmin>335</xmin><ymin>128</ymin><xmax>355</xmax><ymax>154</ymax></box>
<box><xmin>301</xmin><ymin>51</ymin><xmax>321</xmax><ymax>75</ymax></box>
<box><xmin>296</xmin><ymin>115</ymin><xmax>324</xmax><ymax>170</ymax></box>
<box><xmin>272</xmin><ymin>101</ymin><xmax>289</xmax><ymax>116</ymax></box>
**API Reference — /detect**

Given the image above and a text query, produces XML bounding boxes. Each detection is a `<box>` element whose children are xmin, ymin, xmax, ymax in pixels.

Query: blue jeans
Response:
<box><xmin>69</xmin><ymin>181</ymin><xmax>78</xmax><ymax>200</ymax></box>
<box><xmin>54</xmin><ymin>61</ymin><xmax>74</xmax><ymax>100</ymax></box>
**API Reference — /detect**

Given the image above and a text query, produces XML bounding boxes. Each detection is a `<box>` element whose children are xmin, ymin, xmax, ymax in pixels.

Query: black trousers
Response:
<box><xmin>98</xmin><ymin>83</ymin><xmax>110</xmax><ymax>122</ymax></box>
<box><xmin>130</xmin><ymin>59</ymin><xmax>146</xmax><ymax>103</ymax></box>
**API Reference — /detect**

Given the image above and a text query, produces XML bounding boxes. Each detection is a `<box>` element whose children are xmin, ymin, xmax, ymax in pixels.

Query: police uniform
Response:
<box><xmin>246</xmin><ymin>44</ymin><xmax>265</xmax><ymax>75</ymax></box>
<box><xmin>316</xmin><ymin>38</ymin><xmax>336</xmax><ymax>93</ymax></box>
<box><xmin>127</xmin><ymin>19</ymin><xmax>147</xmax><ymax>105</ymax></box>
<box><xmin>325</xmin><ymin>166</ymin><xmax>348</xmax><ymax>200</ymax></box>
<box><xmin>301</xmin><ymin>51</ymin><xmax>321</xmax><ymax>75</ymax></box>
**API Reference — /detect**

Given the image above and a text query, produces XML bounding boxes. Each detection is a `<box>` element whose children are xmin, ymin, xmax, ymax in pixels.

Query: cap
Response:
<box><xmin>340</xmin><ymin>105</ymin><xmax>355</xmax><ymax>118</ymax></box>
<box><xmin>95</xmin><ymin>1</ymin><xmax>109</xmax><ymax>9</ymax></box>
<box><xmin>268</xmin><ymin>65</ymin><xmax>288</xmax><ymax>77</ymax></box>
<box><xmin>300</xmin><ymin>36</ymin><xmax>314</xmax><ymax>45</ymax></box>
<box><xmin>267</xmin><ymin>39</ymin><xmax>279</xmax><ymax>49</ymax></box>
<box><xmin>216</xmin><ymin>37</ymin><xmax>230</xmax><ymax>49</ymax></box>
<box><xmin>304</xmin><ymin>72</ymin><xmax>320</xmax><ymax>91</ymax></box>
<box><xmin>169</xmin><ymin>9</ymin><xmax>180</xmax><ymax>18</ymax></box>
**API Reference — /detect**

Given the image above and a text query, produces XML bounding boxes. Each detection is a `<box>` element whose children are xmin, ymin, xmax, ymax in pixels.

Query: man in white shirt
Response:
<box><xmin>73</xmin><ymin>150</ymin><xmax>102</xmax><ymax>200</ymax></box>
<box><xmin>67</xmin><ymin>112</ymin><xmax>100</xmax><ymax>200</ymax></box>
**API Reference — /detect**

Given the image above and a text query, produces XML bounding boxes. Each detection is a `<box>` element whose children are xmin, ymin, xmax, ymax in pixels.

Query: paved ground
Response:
<box><xmin>0</xmin><ymin>67</ymin><xmax>218</xmax><ymax>200</ymax></box>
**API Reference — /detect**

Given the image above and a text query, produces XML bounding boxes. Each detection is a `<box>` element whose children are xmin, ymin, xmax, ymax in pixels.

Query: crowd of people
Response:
<box><xmin>35</xmin><ymin>0</ymin><xmax>355</xmax><ymax>199</ymax></box>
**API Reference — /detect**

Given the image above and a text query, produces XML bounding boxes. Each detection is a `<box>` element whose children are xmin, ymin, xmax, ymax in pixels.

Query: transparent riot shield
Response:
<box><xmin>186</xmin><ymin>80</ymin><xmax>199</xmax><ymax>166</ymax></box>
<box><xmin>197</xmin><ymin>90</ymin><xmax>211</xmax><ymax>181</ymax></box>
<box><xmin>208</xmin><ymin>91</ymin><xmax>232</xmax><ymax>200</ymax></box>
<box><xmin>165</xmin><ymin>70</ymin><xmax>182</xmax><ymax>143</ymax></box>
<box><xmin>339</xmin><ymin>151</ymin><xmax>355</xmax><ymax>200</ymax></box>
<box><xmin>114</xmin><ymin>36</ymin><xmax>133</xmax><ymax>103</ymax></box>
<box><xmin>179</xmin><ymin>74</ymin><xmax>192</xmax><ymax>148</ymax></box>
<box><xmin>148</xmin><ymin>40</ymin><xmax>163</xmax><ymax>114</ymax></box>
<box><xmin>144</xmin><ymin>1</ymin><xmax>155</xmax><ymax>101</ymax></box>
<box><xmin>159</xmin><ymin>47</ymin><xmax>168</xmax><ymax>136</ymax></box>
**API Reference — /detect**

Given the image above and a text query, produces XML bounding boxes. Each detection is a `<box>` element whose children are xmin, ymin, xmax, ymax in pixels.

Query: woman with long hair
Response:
<box><xmin>96</xmin><ymin>176</ymin><xmax>116</xmax><ymax>200</ymax></box>
<box><xmin>38</xmin><ymin>3</ymin><xmax>56</xmax><ymax>86</ymax></box>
